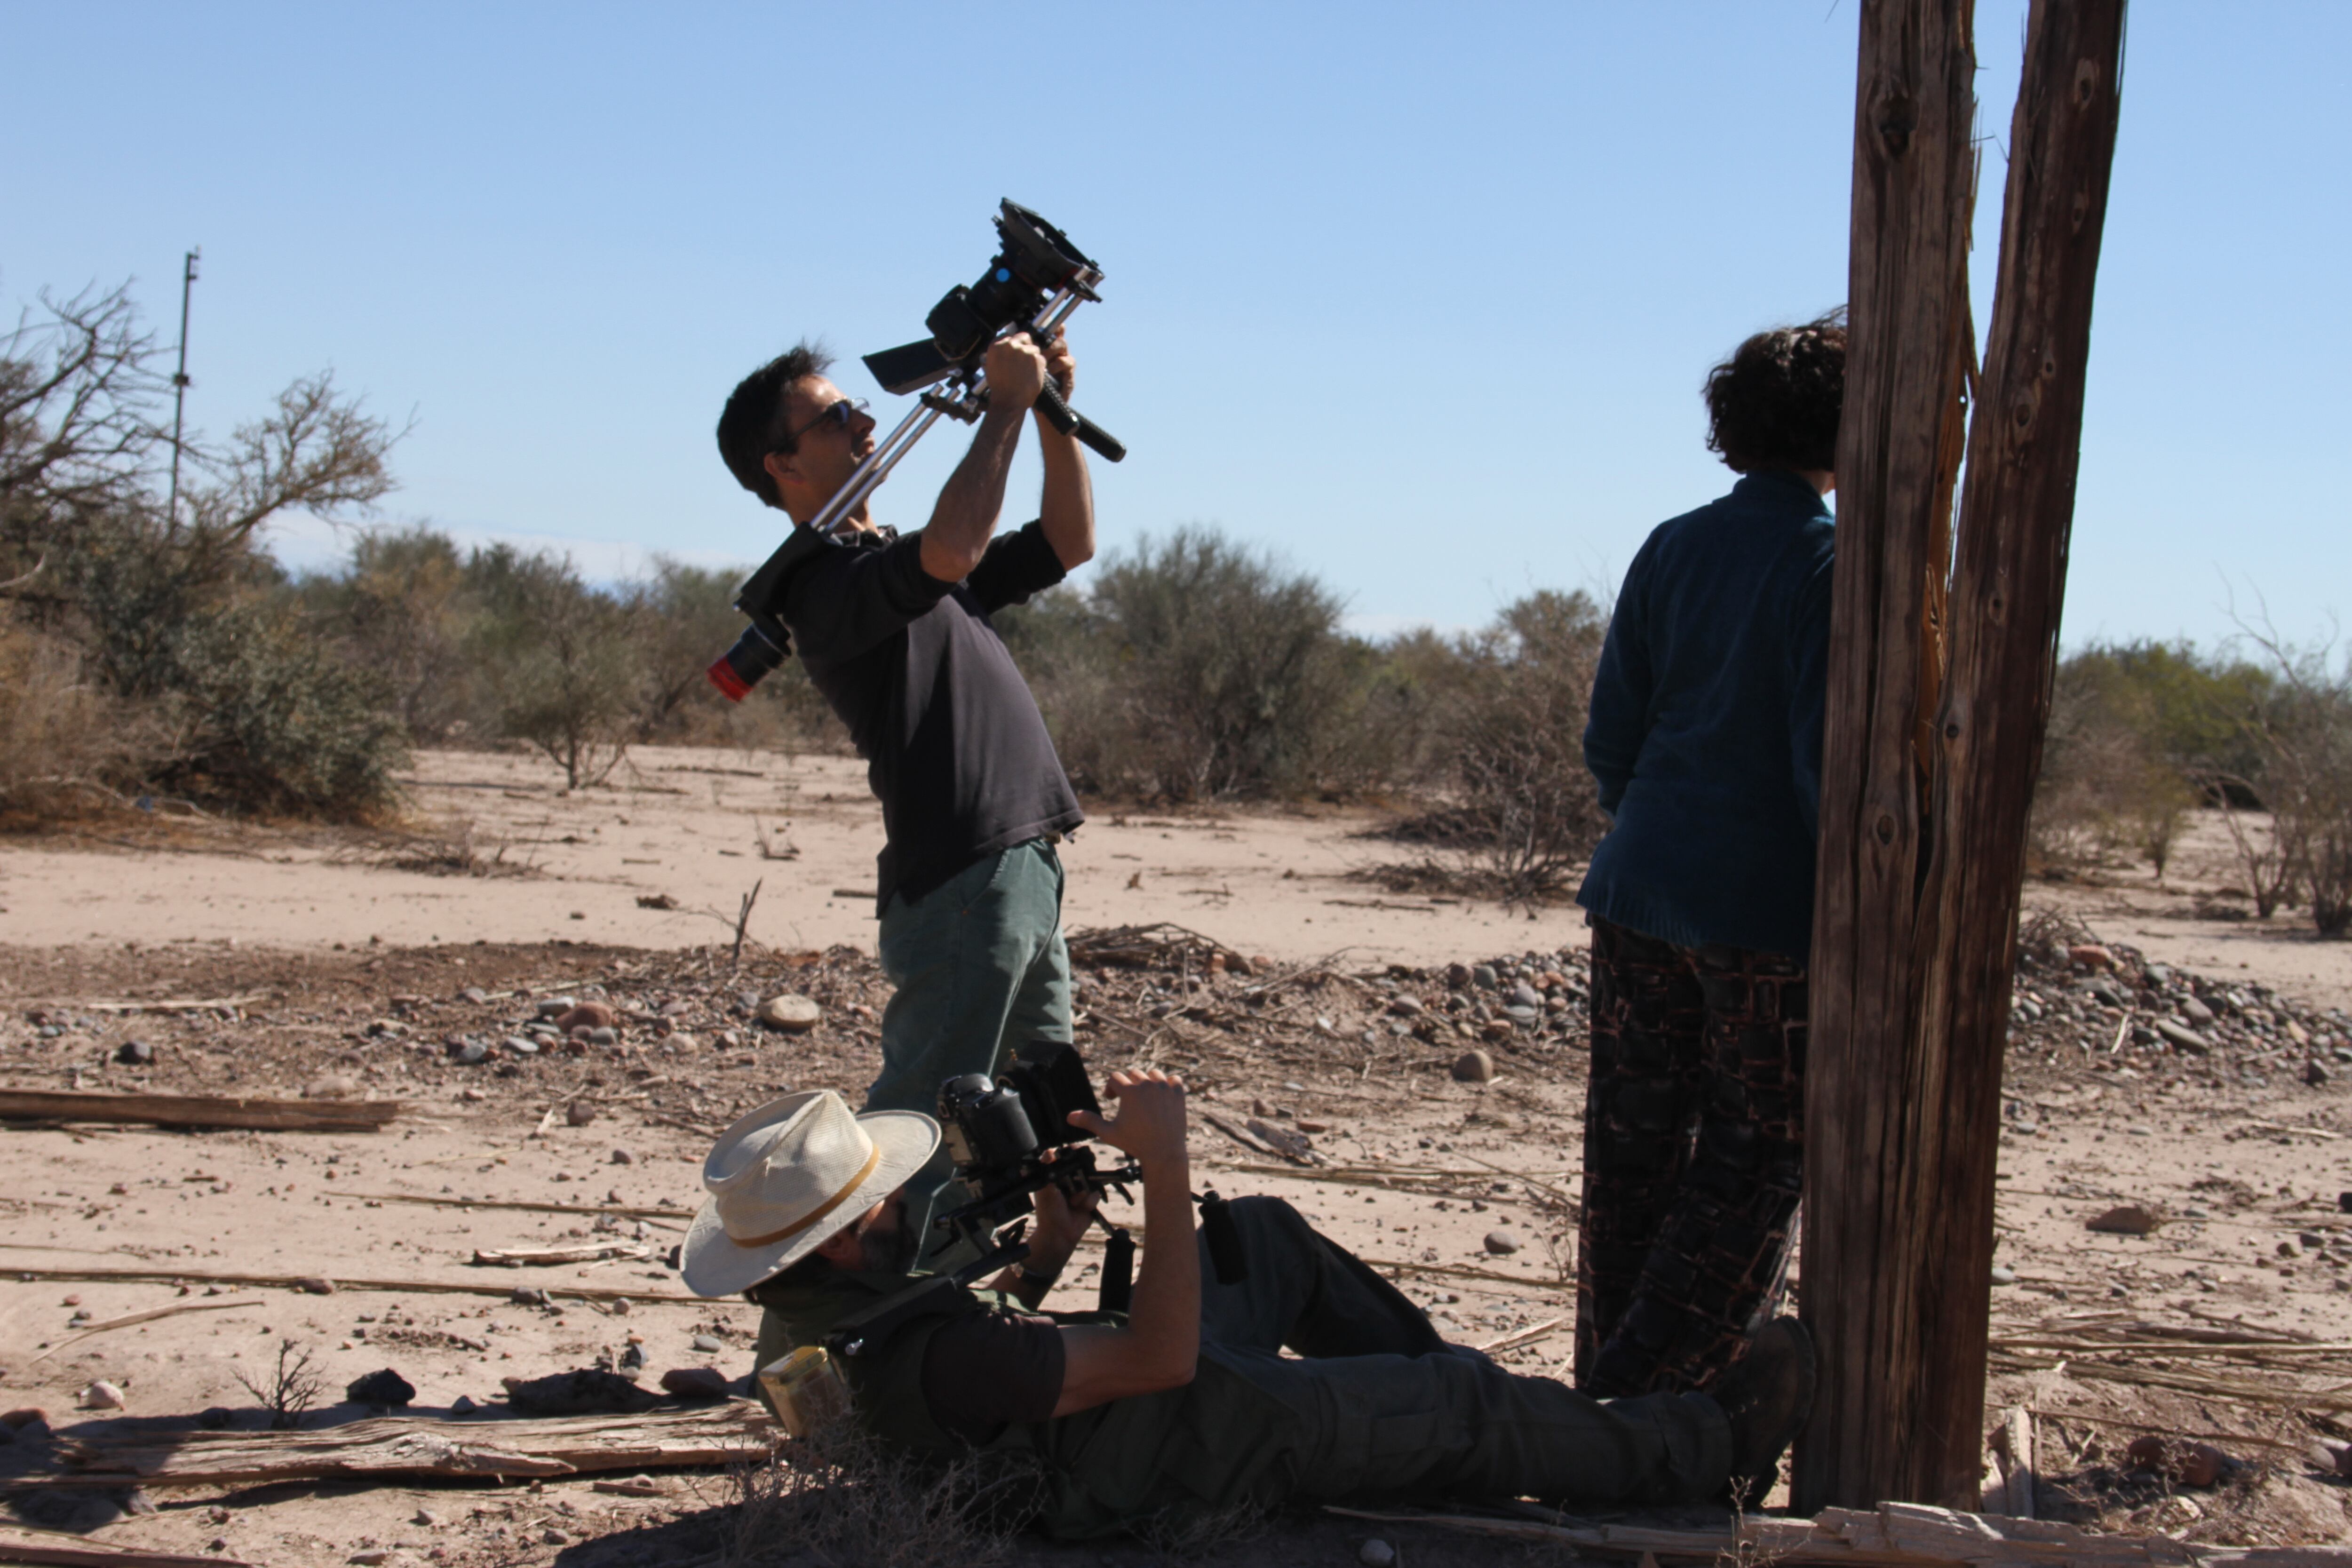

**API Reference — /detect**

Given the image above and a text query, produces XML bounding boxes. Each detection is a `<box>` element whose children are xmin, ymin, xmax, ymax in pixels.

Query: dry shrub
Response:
<box><xmin>1006</xmin><ymin>529</ymin><xmax>1388</xmax><ymax>802</ymax></box>
<box><xmin>232</xmin><ymin>1339</ymin><xmax>326</xmax><ymax>1431</ymax></box>
<box><xmin>0</xmin><ymin>622</ymin><xmax>154</xmax><ymax>814</ymax></box>
<box><xmin>722</xmin><ymin>1421</ymin><xmax>1037</xmax><ymax>1568</ymax></box>
<box><xmin>2226</xmin><ymin>621</ymin><xmax>2352</xmax><ymax>938</ymax></box>
<box><xmin>1375</xmin><ymin>590</ymin><xmax>1610</xmax><ymax>904</ymax></box>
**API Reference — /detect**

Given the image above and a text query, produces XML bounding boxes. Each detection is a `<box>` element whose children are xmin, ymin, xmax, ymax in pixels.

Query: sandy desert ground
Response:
<box><xmin>3</xmin><ymin>746</ymin><xmax>2351</xmax><ymax>1567</ymax></box>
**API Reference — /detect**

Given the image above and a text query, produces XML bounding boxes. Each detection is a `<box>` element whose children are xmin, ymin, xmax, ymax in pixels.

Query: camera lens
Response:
<box><xmin>707</xmin><ymin>622</ymin><xmax>787</xmax><ymax>702</ymax></box>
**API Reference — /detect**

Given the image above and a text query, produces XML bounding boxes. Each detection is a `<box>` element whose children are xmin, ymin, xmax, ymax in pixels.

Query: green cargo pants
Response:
<box><xmin>1017</xmin><ymin>1197</ymin><xmax>1732</xmax><ymax>1536</ymax></box>
<box><xmin>866</xmin><ymin>837</ymin><xmax>1072</xmax><ymax>1259</ymax></box>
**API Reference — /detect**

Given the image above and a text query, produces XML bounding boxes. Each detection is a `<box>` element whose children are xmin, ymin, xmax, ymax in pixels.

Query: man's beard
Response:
<box><xmin>857</xmin><ymin>1203</ymin><xmax>918</xmax><ymax>1274</ymax></box>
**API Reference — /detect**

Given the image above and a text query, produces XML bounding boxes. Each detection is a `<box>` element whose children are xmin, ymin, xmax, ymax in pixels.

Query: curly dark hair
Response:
<box><xmin>1702</xmin><ymin>311</ymin><xmax>1847</xmax><ymax>474</ymax></box>
<box><xmin>716</xmin><ymin>341</ymin><xmax>834</xmax><ymax>508</ymax></box>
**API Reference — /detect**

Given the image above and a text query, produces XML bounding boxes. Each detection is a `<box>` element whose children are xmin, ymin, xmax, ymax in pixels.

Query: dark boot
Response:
<box><xmin>1709</xmin><ymin>1316</ymin><xmax>1815</xmax><ymax>1504</ymax></box>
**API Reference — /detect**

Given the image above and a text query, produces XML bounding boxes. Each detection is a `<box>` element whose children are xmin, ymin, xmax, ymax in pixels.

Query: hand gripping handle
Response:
<box><xmin>1034</xmin><ymin>381</ymin><xmax>1127</xmax><ymax>463</ymax></box>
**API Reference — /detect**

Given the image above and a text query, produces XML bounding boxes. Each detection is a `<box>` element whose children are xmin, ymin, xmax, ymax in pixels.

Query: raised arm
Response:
<box><xmin>1048</xmin><ymin>1070</ymin><xmax>1199</xmax><ymax>1416</ymax></box>
<box><xmin>918</xmin><ymin>335</ymin><xmax>1049</xmax><ymax>584</ymax></box>
<box><xmin>1034</xmin><ymin>327</ymin><xmax>1094</xmax><ymax>571</ymax></box>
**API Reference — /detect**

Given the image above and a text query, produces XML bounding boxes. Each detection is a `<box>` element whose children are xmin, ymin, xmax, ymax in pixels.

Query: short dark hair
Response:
<box><xmin>1702</xmin><ymin>312</ymin><xmax>1848</xmax><ymax>474</ymax></box>
<box><xmin>716</xmin><ymin>342</ymin><xmax>834</xmax><ymax>508</ymax></box>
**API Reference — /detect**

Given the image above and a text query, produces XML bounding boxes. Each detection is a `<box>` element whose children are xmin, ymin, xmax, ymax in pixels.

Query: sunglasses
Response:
<box><xmin>773</xmin><ymin>397</ymin><xmax>870</xmax><ymax>454</ymax></box>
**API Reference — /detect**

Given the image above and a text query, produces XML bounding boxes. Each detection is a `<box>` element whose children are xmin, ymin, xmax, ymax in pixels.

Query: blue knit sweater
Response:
<box><xmin>1575</xmin><ymin>470</ymin><xmax>1835</xmax><ymax>960</ymax></box>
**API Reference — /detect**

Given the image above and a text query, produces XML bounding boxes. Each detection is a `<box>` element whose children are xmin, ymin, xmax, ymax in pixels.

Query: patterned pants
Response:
<box><xmin>1574</xmin><ymin>916</ymin><xmax>1806</xmax><ymax>1398</ymax></box>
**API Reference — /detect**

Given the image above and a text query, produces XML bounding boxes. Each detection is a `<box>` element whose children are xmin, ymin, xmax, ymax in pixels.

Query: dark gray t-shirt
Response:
<box><xmin>780</xmin><ymin>521</ymin><xmax>1084</xmax><ymax>913</ymax></box>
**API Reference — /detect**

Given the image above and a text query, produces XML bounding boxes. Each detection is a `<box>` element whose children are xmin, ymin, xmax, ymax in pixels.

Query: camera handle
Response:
<box><xmin>1032</xmin><ymin>380</ymin><xmax>1128</xmax><ymax>462</ymax></box>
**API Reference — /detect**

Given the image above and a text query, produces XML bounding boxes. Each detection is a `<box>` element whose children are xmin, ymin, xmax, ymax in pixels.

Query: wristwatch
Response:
<box><xmin>1018</xmin><ymin>1259</ymin><xmax>1062</xmax><ymax>1289</ymax></box>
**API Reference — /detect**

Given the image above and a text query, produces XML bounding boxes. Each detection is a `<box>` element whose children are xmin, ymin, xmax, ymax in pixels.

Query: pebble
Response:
<box><xmin>2144</xmin><ymin>964</ymin><xmax>2172</xmax><ymax>988</ymax></box>
<box><xmin>1472</xmin><ymin>964</ymin><xmax>1500</xmax><ymax>989</ymax></box>
<box><xmin>661</xmin><ymin>1367</ymin><xmax>731</xmax><ymax>1400</ymax></box>
<box><xmin>305</xmin><ymin>1075</ymin><xmax>361</xmax><ymax>1100</ymax></box>
<box><xmin>449</xmin><ymin>1040</ymin><xmax>489</xmax><ymax>1066</ymax></box>
<box><xmin>1445</xmin><ymin>963</ymin><xmax>1472</xmax><ymax>989</ymax></box>
<box><xmin>566</xmin><ymin>1101</ymin><xmax>599</xmax><ymax>1127</ymax></box>
<box><xmin>501</xmin><ymin>1036</ymin><xmax>539</xmax><ymax>1057</ymax></box>
<box><xmin>2154</xmin><ymin>1019</ymin><xmax>2209</xmax><ymax>1053</ymax></box>
<box><xmin>755</xmin><ymin>994</ymin><xmax>822</xmax><ymax>1033</ymax></box>
<box><xmin>346</xmin><ymin>1369</ymin><xmax>416</xmax><ymax>1407</ymax></box>
<box><xmin>610</xmin><ymin>1147</ymin><xmax>635</xmax><ymax>1165</ymax></box>
<box><xmin>1451</xmin><ymin>1050</ymin><xmax>1495</xmax><ymax>1083</ymax></box>
<box><xmin>299</xmin><ymin>1277</ymin><xmax>338</xmax><ymax>1295</ymax></box>
<box><xmin>554</xmin><ymin>1002</ymin><xmax>617</xmax><ymax>1033</ymax></box>
<box><xmin>1483</xmin><ymin>1230</ymin><xmax>1522</xmax><ymax>1256</ymax></box>
<box><xmin>79</xmin><ymin>1380</ymin><xmax>126</xmax><ymax>1410</ymax></box>
<box><xmin>450</xmin><ymin>1395</ymin><xmax>478</xmax><ymax>1416</ymax></box>
<box><xmin>2010</xmin><ymin>1120</ymin><xmax>2039</xmax><ymax>1137</ymax></box>
<box><xmin>2086</xmin><ymin>1204</ymin><xmax>2164</xmax><ymax>1237</ymax></box>
<box><xmin>2180</xmin><ymin>996</ymin><xmax>2217</xmax><ymax>1026</ymax></box>
<box><xmin>691</xmin><ymin>1334</ymin><xmax>723</xmax><ymax>1353</ymax></box>
<box><xmin>350</xmin><ymin>1552</ymin><xmax>395</xmax><ymax>1566</ymax></box>
<box><xmin>536</xmin><ymin>997</ymin><xmax>578</xmax><ymax>1019</ymax></box>
<box><xmin>1989</xmin><ymin>1265</ymin><xmax>2018</xmax><ymax>1285</ymax></box>
<box><xmin>511</xmin><ymin>1287</ymin><xmax>548</xmax><ymax>1306</ymax></box>
<box><xmin>2067</xmin><ymin>944</ymin><xmax>2114</xmax><ymax>970</ymax></box>
<box><xmin>1360</xmin><ymin>1541</ymin><xmax>1398</xmax><ymax>1568</ymax></box>
<box><xmin>1509</xmin><ymin>982</ymin><xmax>1544</xmax><ymax>1010</ymax></box>
<box><xmin>588</xmin><ymin>1026</ymin><xmax>618</xmax><ymax>1047</ymax></box>
<box><xmin>115</xmin><ymin>1040</ymin><xmax>152</xmax><ymax>1065</ymax></box>
<box><xmin>413</xmin><ymin>1509</ymin><xmax>444</xmax><ymax>1528</ymax></box>
<box><xmin>2306</xmin><ymin>1060</ymin><xmax>2331</xmax><ymax>1086</ymax></box>
<box><xmin>458</xmin><ymin>987</ymin><xmax>489</xmax><ymax>1005</ymax></box>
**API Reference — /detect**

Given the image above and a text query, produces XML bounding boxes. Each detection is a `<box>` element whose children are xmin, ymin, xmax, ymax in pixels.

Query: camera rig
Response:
<box><xmin>816</xmin><ymin>1044</ymin><xmax>1246</xmax><ymax>1365</ymax></box>
<box><xmin>709</xmin><ymin>200</ymin><xmax>1126</xmax><ymax>702</ymax></box>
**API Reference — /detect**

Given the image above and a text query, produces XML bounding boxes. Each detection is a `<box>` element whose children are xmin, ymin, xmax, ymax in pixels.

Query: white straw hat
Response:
<box><xmin>681</xmin><ymin>1090</ymin><xmax>940</xmax><ymax>1298</ymax></box>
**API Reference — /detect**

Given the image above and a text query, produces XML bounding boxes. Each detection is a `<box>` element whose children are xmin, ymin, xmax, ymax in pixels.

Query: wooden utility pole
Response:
<box><xmin>1799</xmin><ymin>0</ymin><xmax>2126</xmax><ymax>1511</ymax></box>
<box><xmin>1797</xmin><ymin>0</ymin><xmax>1981</xmax><ymax>1512</ymax></box>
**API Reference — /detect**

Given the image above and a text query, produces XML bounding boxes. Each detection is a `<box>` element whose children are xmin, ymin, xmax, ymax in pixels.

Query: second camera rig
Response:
<box><xmin>710</xmin><ymin>200</ymin><xmax>1125</xmax><ymax>703</ymax></box>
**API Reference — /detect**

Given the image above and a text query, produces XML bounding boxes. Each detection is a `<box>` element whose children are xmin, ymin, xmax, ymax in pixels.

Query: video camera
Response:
<box><xmin>708</xmin><ymin>200</ymin><xmax>1126</xmax><ymax>703</ymax></box>
<box><xmin>934</xmin><ymin>1042</ymin><xmax>1243</xmax><ymax>1313</ymax></box>
<box><xmin>811</xmin><ymin>1043</ymin><xmax>1244</xmax><ymax>1372</ymax></box>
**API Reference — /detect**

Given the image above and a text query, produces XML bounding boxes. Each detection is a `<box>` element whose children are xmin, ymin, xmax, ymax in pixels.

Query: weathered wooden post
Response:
<box><xmin>1799</xmin><ymin>0</ymin><xmax>2127</xmax><ymax>1511</ymax></box>
<box><xmin>1796</xmin><ymin>0</ymin><xmax>1980</xmax><ymax>1513</ymax></box>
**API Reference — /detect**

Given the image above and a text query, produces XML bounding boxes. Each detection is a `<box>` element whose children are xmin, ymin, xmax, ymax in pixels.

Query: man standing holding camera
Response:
<box><xmin>715</xmin><ymin>328</ymin><xmax>1092</xmax><ymax>1250</ymax></box>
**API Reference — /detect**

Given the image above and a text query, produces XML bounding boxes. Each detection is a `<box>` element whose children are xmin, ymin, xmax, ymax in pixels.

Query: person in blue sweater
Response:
<box><xmin>1573</xmin><ymin>315</ymin><xmax>1844</xmax><ymax>1400</ymax></box>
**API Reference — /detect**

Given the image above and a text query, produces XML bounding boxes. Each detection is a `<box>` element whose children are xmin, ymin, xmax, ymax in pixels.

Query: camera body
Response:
<box><xmin>864</xmin><ymin>202</ymin><xmax>1101</xmax><ymax>398</ymax></box>
<box><xmin>936</xmin><ymin>1040</ymin><xmax>1103</xmax><ymax>1201</ymax></box>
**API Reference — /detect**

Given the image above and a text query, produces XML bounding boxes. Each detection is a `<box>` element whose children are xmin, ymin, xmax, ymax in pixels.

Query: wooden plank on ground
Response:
<box><xmin>1326</xmin><ymin>1500</ymin><xmax>2352</xmax><ymax>1568</ymax></box>
<box><xmin>57</xmin><ymin>1401</ymin><xmax>775</xmax><ymax>1488</ymax></box>
<box><xmin>1</xmin><ymin>1264</ymin><xmax>699</xmax><ymax>1306</ymax></box>
<box><xmin>0</xmin><ymin>1534</ymin><xmax>256</xmax><ymax>1568</ymax></box>
<box><xmin>0</xmin><ymin>1090</ymin><xmax>399</xmax><ymax>1133</ymax></box>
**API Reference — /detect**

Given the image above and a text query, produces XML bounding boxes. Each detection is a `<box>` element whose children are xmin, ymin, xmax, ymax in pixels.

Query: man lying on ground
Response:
<box><xmin>681</xmin><ymin>1074</ymin><xmax>1815</xmax><ymax>1539</ymax></box>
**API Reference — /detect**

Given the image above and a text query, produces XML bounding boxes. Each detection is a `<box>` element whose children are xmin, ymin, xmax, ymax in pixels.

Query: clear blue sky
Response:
<box><xmin>9</xmin><ymin>2</ymin><xmax>2346</xmax><ymax>653</ymax></box>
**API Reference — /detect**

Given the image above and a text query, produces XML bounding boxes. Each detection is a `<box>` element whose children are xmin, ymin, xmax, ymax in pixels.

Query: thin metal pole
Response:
<box><xmin>166</xmin><ymin>247</ymin><xmax>199</xmax><ymax>530</ymax></box>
